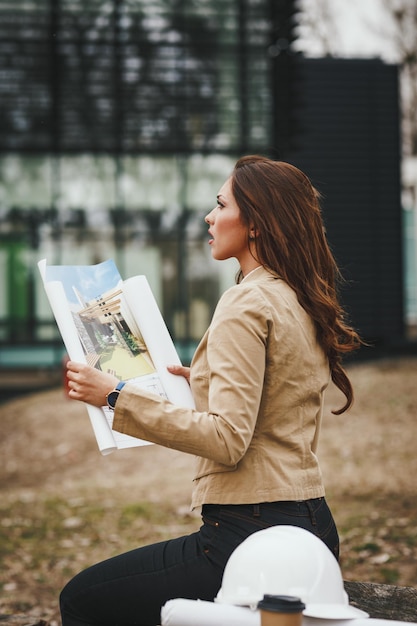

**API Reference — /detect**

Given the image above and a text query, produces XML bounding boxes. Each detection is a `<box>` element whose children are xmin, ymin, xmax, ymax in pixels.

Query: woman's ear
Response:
<box><xmin>249</xmin><ymin>226</ymin><xmax>259</xmax><ymax>240</ymax></box>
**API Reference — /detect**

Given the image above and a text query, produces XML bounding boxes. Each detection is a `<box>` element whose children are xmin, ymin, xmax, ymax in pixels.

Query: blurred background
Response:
<box><xmin>0</xmin><ymin>0</ymin><xmax>416</xmax><ymax>400</ymax></box>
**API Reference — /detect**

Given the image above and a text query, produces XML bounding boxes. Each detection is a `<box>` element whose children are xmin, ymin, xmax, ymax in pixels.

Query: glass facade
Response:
<box><xmin>0</xmin><ymin>0</ymin><xmax>274</xmax><ymax>154</ymax></box>
<box><xmin>0</xmin><ymin>0</ymin><xmax>280</xmax><ymax>358</ymax></box>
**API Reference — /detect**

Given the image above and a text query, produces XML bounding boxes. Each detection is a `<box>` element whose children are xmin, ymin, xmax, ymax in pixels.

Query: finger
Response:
<box><xmin>67</xmin><ymin>361</ymin><xmax>85</xmax><ymax>373</ymax></box>
<box><xmin>68</xmin><ymin>387</ymin><xmax>79</xmax><ymax>399</ymax></box>
<box><xmin>66</xmin><ymin>369</ymin><xmax>80</xmax><ymax>383</ymax></box>
<box><xmin>167</xmin><ymin>365</ymin><xmax>187</xmax><ymax>378</ymax></box>
<box><xmin>67</xmin><ymin>379</ymin><xmax>78</xmax><ymax>392</ymax></box>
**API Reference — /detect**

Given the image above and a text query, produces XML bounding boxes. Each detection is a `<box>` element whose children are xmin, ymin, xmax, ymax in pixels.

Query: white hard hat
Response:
<box><xmin>215</xmin><ymin>525</ymin><xmax>368</xmax><ymax>619</ymax></box>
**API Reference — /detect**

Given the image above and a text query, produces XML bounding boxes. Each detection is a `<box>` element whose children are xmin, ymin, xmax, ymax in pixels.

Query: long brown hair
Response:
<box><xmin>231</xmin><ymin>155</ymin><xmax>362</xmax><ymax>415</ymax></box>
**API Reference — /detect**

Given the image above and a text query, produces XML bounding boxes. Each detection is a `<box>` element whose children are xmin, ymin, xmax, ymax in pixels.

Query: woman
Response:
<box><xmin>61</xmin><ymin>155</ymin><xmax>361</xmax><ymax>626</ymax></box>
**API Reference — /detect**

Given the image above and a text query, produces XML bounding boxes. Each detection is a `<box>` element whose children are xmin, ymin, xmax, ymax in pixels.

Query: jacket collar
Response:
<box><xmin>241</xmin><ymin>265</ymin><xmax>280</xmax><ymax>284</ymax></box>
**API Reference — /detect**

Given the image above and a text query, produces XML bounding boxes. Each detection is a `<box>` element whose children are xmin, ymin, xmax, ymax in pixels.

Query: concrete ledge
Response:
<box><xmin>0</xmin><ymin>616</ymin><xmax>49</xmax><ymax>626</ymax></box>
<box><xmin>345</xmin><ymin>580</ymin><xmax>417</xmax><ymax>622</ymax></box>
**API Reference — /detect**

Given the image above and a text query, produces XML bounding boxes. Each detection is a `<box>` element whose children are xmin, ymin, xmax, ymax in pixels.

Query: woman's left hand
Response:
<box><xmin>66</xmin><ymin>361</ymin><xmax>120</xmax><ymax>408</ymax></box>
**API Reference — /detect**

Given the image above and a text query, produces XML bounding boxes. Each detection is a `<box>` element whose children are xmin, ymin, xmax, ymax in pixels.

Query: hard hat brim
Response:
<box><xmin>304</xmin><ymin>603</ymin><xmax>369</xmax><ymax>619</ymax></box>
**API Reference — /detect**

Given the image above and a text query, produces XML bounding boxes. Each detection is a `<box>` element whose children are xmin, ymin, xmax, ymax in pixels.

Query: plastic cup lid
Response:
<box><xmin>258</xmin><ymin>595</ymin><xmax>306</xmax><ymax>613</ymax></box>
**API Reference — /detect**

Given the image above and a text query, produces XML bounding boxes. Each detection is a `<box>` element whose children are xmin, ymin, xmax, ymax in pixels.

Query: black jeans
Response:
<box><xmin>60</xmin><ymin>498</ymin><xmax>339</xmax><ymax>626</ymax></box>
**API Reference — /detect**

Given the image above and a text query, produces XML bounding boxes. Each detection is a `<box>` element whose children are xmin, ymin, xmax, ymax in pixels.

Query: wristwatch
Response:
<box><xmin>106</xmin><ymin>381</ymin><xmax>126</xmax><ymax>410</ymax></box>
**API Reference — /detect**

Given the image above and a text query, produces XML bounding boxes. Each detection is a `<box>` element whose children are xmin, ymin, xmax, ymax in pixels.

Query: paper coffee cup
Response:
<box><xmin>257</xmin><ymin>594</ymin><xmax>305</xmax><ymax>626</ymax></box>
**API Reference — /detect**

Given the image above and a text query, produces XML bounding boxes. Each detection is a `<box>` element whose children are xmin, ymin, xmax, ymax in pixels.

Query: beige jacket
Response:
<box><xmin>113</xmin><ymin>266</ymin><xmax>330</xmax><ymax>508</ymax></box>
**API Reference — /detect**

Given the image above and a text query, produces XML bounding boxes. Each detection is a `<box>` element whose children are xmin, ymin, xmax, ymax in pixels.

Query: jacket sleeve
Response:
<box><xmin>112</xmin><ymin>285</ymin><xmax>270</xmax><ymax>465</ymax></box>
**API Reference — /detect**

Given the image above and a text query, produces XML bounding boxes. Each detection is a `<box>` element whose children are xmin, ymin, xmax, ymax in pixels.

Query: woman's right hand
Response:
<box><xmin>167</xmin><ymin>364</ymin><xmax>191</xmax><ymax>384</ymax></box>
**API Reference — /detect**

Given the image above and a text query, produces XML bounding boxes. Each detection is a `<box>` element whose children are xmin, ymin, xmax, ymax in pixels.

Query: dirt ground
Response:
<box><xmin>1</xmin><ymin>356</ymin><xmax>417</xmax><ymax>624</ymax></box>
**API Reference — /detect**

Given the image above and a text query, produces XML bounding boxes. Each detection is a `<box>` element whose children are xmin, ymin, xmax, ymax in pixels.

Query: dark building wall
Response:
<box><xmin>285</xmin><ymin>58</ymin><xmax>403</xmax><ymax>344</ymax></box>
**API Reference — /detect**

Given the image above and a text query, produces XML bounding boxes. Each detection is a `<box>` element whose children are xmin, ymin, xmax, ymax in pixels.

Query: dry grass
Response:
<box><xmin>1</xmin><ymin>356</ymin><xmax>417</xmax><ymax>624</ymax></box>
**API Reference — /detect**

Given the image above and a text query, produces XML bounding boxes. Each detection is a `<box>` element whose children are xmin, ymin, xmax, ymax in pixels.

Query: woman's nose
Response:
<box><xmin>205</xmin><ymin>209</ymin><xmax>214</xmax><ymax>224</ymax></box>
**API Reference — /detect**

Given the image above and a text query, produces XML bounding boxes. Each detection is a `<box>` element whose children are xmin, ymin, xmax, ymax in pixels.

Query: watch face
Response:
<box><xmin>107</xmin><ymin>390</ymin><xmax>119</xmax><ymax>409</ymax></box>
